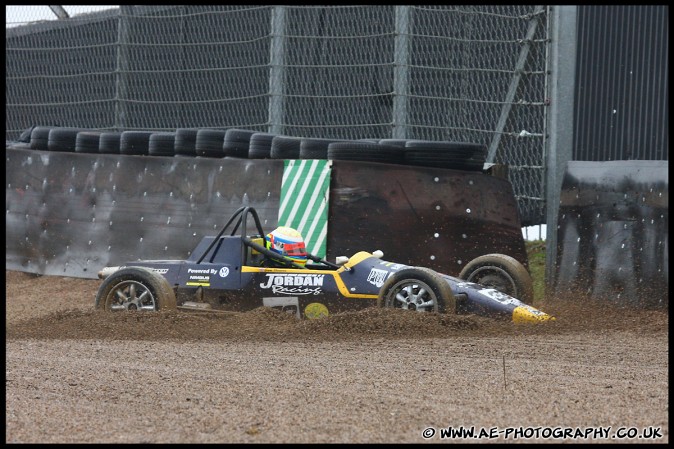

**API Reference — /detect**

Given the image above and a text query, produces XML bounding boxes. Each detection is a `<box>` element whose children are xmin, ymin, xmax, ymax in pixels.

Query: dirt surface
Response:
<box><xmin>5</xmin><ymin>270</ymin><xmax>669</xmax><ymax>443</ymax></box>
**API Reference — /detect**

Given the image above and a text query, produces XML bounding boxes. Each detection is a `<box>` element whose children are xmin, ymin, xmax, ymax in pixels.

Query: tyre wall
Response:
<box><xmin>5</xmin><ymin>147</ymin><xmax>527</xmax><ymax>279</ymax></box>
<box><xmin>552</xmin><ymin>161</ymin><xmax>668</xmax><ymax>307</ymax></box>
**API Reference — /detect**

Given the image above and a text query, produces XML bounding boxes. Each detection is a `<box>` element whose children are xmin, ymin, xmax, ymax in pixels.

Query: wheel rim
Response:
<box><xmin>387</xmin><ymin>279</ymin><xmax>438</xmax><ymax>312</ymax></box>
<box><xmin>107</xmin><ymin>280</ymin><xmax>157</xmax><ymax>311</ymax></box>
<box><xmin>466</xmin><ymin>266</ymin><xmax>516</xmax><ymax>296</ymax></box>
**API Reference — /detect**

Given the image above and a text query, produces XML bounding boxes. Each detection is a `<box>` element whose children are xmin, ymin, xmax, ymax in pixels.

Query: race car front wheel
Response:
<box><xmin>95</xmin><ymin>267</ymin><xmax>177</xmax><ymax>312</ymax></box>
<box><xmin>458</xmin><ymin>254</ymin><xmax>534</xmax><ymax>305</ymax></box>
<box><xmin>378</xmin><ymin>267</ymin><xmax>455</xmax><ymax>313</ymax></box>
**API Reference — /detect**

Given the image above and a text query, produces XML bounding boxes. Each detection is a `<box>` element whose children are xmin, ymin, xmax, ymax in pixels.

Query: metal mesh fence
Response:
<box><xmin>5</xmin><ymin>5</ymin><xmax>549</xmax><ymax>225</ymax></box>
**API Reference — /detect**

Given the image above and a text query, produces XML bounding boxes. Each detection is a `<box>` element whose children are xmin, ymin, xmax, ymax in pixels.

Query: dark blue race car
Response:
<box><xmin>95</xmin><ymin>206</ymin><xmax>554</xmax><ymax>323</ymax></box>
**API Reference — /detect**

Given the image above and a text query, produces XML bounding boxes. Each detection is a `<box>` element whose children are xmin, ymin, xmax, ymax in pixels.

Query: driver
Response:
<box><xmin>264</xmin><ymin>226</ymin><xmax>308</xmax><ymax>268</ymax></box>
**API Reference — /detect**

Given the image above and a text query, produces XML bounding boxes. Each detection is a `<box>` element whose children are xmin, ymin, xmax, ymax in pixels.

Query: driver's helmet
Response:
<box><xmin>265</xmin><ymin>226</ymin><xmax>307</xmax><ymax>267</ymax></box>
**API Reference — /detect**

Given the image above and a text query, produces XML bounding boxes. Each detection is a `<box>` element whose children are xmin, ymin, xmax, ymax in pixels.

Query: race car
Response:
<box><xmin>95</xmin><ymin>206</ymin><xmax>554</xmax><ymax>323</ymax></box>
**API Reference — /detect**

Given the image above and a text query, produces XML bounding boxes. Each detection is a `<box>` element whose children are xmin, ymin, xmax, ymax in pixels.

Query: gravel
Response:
<box><xmin>5</xmin><ymin>270</ymin><xmax>669</xmax><ymax>443</ymax></box>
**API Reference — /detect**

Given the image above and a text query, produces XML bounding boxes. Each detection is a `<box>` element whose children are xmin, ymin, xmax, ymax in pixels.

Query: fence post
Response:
<box><xmin>393</xmin><ymin>5</ymin><xmax>410</xmax><ymax>139</ymax></box>
<box><xmin>269</xmin><ymin>6</ymin><xmax>287</xmax><ymax>135</ymax></box>
<box><xmin>114</xmin><ymin>5</ymin><xmax>133</xmax><ymax>131</ymax></box>
<box><xmin>545</xmin><ymin>5</ymin><xmax>577</xmax><ymax>292</ymax></box>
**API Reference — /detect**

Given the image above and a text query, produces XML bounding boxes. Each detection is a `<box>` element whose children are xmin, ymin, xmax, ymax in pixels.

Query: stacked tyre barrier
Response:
<box><xmin>19</xmin><ymin>125</ymin><xmax>490</xmax><ymax>172</ymax></box>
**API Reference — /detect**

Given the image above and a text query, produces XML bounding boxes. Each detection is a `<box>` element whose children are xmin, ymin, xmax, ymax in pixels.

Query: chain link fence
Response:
<box><xmin>6</xmin><ymin>5</ymin><xmax>549</xmax><ymax>225</ymax></box>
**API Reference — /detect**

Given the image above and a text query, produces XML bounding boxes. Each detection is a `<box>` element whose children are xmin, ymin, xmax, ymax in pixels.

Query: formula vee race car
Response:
<box><xmin>95</xmin><ymin>206</ymin><xmax>554</xmax><ymax>323</ymax></box>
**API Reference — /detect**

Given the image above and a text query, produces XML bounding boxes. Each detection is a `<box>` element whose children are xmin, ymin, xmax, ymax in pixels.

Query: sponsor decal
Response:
<box><xmin>304</xmin><ymin>303</ymin><xmax>329</xmax><ymax>319</ymax></box>
<box><xmin>152</xmin><ymin>268</ymin><xmax>169</xmax><ymax>274</ymax></box>
<box><xmin>366</xmin><ymin>268</ymin><xmax>390</xmax><ymax>288</ymax></box>
<box><xmin>187</xmin><ymin>268</ymin><xmax>211</xmax><ymax>287</ymax></box>
<box><xmin>259</xmin><ymin>274</ymin><xmax>324</xmax><ymax>295</ymax></box>
<box><xmin>479</xmin><ymin>288</ymin><xmax>519</xmax><ymax>305</ymax></box>
<box><xmin>219</xmin><ymin>267</ymin><xmax>229</xmax><ymax>278</ymax></box>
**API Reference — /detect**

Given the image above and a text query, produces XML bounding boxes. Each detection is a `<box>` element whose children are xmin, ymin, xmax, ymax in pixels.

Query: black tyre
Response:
<box><xmin>248</xmin><ymin>132</ymin><xmax>277</xmax><ymax>159</ymax></box>
<box><xmin>75</xmin><ymin>131</ymin><xmax>102</xmax><ymax>154</ymax></box>
<box><xmin>99</xmin><ymin>132</ymin><xmax>122</xmax><ymax>154</ymax></box>
<box><xmin>327</xmin><ymin>141</ymin><xmax>405</xmax><ymax>164</ymax></box>
<box><xmin>30</xmin><ymin>126</ymin><xmax>55</xmax><ymax>151</ymax></box>
<box><xmin>196</xmin><ymin>129</ymin><xmax>227</xmax><ymax>158</ymax></box>
<box><xmin>378</xmin><ymin>267</ymin><xmax>455</xmax><ymax>313</ymax></box>
<box><xmin>404</xmin><ymin>141</ymin><xmax>487</xmax><ymax>171</ymax></box>
<box><xmin>18</xmin><ymin>125</ymin><xmax>36</xmax><ymax>143</ymax></box>
<box><xmin>270</xmin><ymin>135</ymin><xmax>302</xmax><ymax>159</ymax></box>
<box><xmin>299</xmin><ymin>138</ymin><xmax>345</xmax><ymax>159</ymax></box>
<box><xmin>148</xmin><ymin>132</ymin><xmax>176</xmax><ymax>157</ymax></box>
<box><xmin>174</xmin><ymin>128</ymin><xmax>199</xmax><ymax>156</ymax></box>
<box><xmin>223</xmin><ymin>128</ymin><xmax>256</xmax><ymax>158</ymax></box>
<box><xmin>48</xmin><ymin>127</ymin><xmax>81</xmax><ymax>152</ymax></box>
<box><xmin>458</xmin><ymin>254</ymin><xmax>534</xmax><ymax>305</ymax></box>
<box><xmin>120</xmin><ymin>131</ymin><xmax>154</xmax><ymax>155</ymax></box>
<box><xmin>95</xmin><ymin>267</ymin><xmax>177</xmax><ymax>312</ymax></box>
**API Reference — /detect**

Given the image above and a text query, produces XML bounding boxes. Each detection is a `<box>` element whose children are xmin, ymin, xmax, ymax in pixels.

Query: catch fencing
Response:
<box><xmin>6</xmin><ymin>5</ymin><xmax>550</xmax><ymax>226</ymax></box>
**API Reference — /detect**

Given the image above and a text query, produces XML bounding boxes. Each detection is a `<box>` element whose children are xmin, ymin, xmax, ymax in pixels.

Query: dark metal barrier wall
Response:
<box><xmin>6</xmin><ymin>147</ymin><xmax>527</xmax><ymax>280</ymax></box>
<box><xmin>553</xmin><ymin>161</ymin><xmax>668</xmax><ymax>307</ymax></box>
<box><xmin>6</xmin><ymin>148</ymin><xmax>283</xmax><ymax>278</ymax></box>
<box><xmin>328</xmin><ymin>162</ymin><xmax>527</xmax><ymax>277</ymax></box>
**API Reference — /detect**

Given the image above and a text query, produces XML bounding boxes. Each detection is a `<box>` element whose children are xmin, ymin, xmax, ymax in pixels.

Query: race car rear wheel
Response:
<box><xmin>458</xmin><ymin>254</ymin><xmax>534</xmax><ymax>305</ymax></box>
<box><xmin>378</xmin><ymin>267</ymin><xmax>455</xmax><ymax>313</ymax></box>
<box><xmin>95</xmin><ymin>267</ymin><xmax>177</xmax><ymax>312</ymax></box>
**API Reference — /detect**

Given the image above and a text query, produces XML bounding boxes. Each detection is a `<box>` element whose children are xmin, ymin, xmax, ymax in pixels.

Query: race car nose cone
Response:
<box><xmin>512</xmin><ymin>305</ymin><xmax>555</xmax><ymax>324</ymax></box>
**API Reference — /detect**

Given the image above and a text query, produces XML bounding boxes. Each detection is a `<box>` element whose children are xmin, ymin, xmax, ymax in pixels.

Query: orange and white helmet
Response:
<box><xmin>265</xmin><ymin>226</ymin><xmax>307</xmax><ymax>267</ymax></box>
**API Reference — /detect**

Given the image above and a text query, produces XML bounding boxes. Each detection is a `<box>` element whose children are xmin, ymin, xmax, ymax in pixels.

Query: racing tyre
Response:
<box><xmin>48</xmin><ymin>127</ymin><xmax>81</xmax><ymax>152</ymax></box>
<box><xmin>270</xmin><ymin>135</ymin><xmax>302</xmax><ymax>159</ymax></box>
<box><xmin>195</xmin><ymin>129</ymin><xmax>227</xmax><ymax>158</ymax></box>
<box><xmin>378</xmin><ymin>267</ymin><xmax>455</xmax><ymax>313</ymax></box>
<box><xmin>30</xmin><ymin>126</ymin><xmax>54</xmax><ymax>150</ymax></box>
<box><xmin>327</xmin><ymin>141</ymin><xmax>405</xmax><ymax>164</ymax></box>
<box><xmin>248</xmin><ymin>132</ymin><xmax>277</xmax><ymax>159</ymax></box>
<box><xmin>75</xmin><ymin>131</ymin><xmax>102</xmax><ymax>153</ymax></box>
<box><xmin>99</xmin><ymin>132</ymin><xmax>122</xmax><ymax>154</ymax></box>
<box><xmin>148</xmin><ymin>132</ymin><xmax>176</xmax><ymax>157</ymax></box>
<box><xmin>299</xmin><ymin>138</ymin><xmax>344</xmax><ymax>159</ymax></box>
<box><xmin>458</xmin><ymin>254</ymin><xmax>534</xmax><ymax>305</ymax></box>
<box><xmin>404</xmin><ymin>141</ymin><xmax>487</xmax><ymax>171</ymax></box>
<box><xmin>223</xmin><ymin>128</ymin><xmax>256</xmax><ymax>158</ymax></box>
<box><xmin>174</xmin><ymin>128</ymin><xmax>199</xmax><ymax>157</ymax></box>
<box><xmin>120</xmin><ymin>131</ymin><xmax>153</xmax><ymax>155</ymax></box>
<box><xmin>95</xmin><ymin>267</ymin><xmax>177</xmax><ymax>312</ymax></box>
